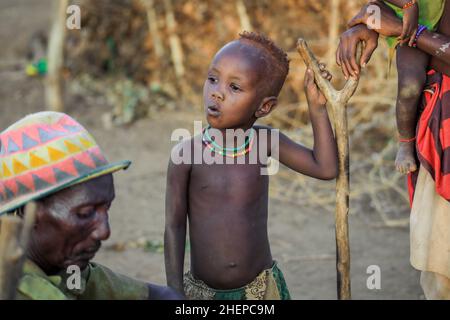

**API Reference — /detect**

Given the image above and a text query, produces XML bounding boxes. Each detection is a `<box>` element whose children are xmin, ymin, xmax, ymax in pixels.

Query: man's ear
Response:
<box><xmin>255</xmin><ymin>96</ymin><xmax>278</xmax><ymax>118</ymax></box>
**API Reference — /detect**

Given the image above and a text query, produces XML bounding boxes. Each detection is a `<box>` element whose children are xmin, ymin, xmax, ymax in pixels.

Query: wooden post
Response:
<box><xmin>327</xmin><ymin>0</ymin><xmax>340</xmax><ymax>68</ymax></box>
<box><xmin>297</xmin><ymin>39</ymin><xmax>359</xmax><ymax>300</ymax></box>
<box><xmin>142</xmin><ymin>0</ymin><xmax>165</xmax><ymax>59</ymax></box>
<box><xmin>236</xmin><ymin>0</ymin><xmax>252</xmax><ymax>31</ymax></box>
<box><xmin>0</xmin><ymin>203</ymin><xmax>36</xmax><ymax>300</ymax></box>
<box><xmin>46</xmin><ymin>0</ymin><xmax>68</xmax><ymax>112</ymax></box>
<box><xmin>163</xmin><ymin>0</ymin><xmax>185</xmax><ymax>79</ymax></box>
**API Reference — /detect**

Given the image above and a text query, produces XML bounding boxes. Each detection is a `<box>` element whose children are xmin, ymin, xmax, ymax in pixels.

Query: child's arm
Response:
<box><xmin>276</xmin><ymin>66</ymin><xmax>338</xmax><ymax>180</ymax></box>
<box><xmin>164</xmin><ymin>143</ymin><xmax>191</xmax><ymax>296</ymax></box>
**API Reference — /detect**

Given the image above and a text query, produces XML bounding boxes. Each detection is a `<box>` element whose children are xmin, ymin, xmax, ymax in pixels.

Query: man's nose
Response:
<box><xmin>92</xmin><ymin>212</ymin><xmax>111</xmax><ymax>241</ymax></box>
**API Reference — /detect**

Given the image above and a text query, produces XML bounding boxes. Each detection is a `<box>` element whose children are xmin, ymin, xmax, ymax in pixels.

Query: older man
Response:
<box><xmin>0</xmin><ymin>111</ymin><xmax>181</xmax><ymax>300</ymax></box>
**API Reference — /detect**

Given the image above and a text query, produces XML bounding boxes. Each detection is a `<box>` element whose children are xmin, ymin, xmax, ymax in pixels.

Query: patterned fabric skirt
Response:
<box><xmin>183</xmin><ymin>261</ymin><xmax>291</xmax><ymax>300</ymax></box>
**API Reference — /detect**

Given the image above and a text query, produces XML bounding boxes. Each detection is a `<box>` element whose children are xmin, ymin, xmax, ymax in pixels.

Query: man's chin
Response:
<box><xmin>75</xmin><ymin>260</ymin><xmax>90</xmax><ymax>271</ymax></box>
<box><xmin>63</xmin><ymin>256</ymin><xmax>94</xmax><ymax>271</ymax></box>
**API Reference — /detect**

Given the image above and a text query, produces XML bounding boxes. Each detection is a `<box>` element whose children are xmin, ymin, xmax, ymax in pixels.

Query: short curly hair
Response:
<box><xmin>238</xmin><ymin>31</ymin><xmax>290</xmax><ymax>97</ymax></box>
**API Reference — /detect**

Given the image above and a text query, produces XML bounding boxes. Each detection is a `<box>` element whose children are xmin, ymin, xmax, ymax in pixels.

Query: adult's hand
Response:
<box><xmin>336</xmin><ymin>24</ymin><xmax>379</xmax><ymax>79</ymax></box>
<box><xmin>348</xmin><ymin>0</ymin><xmax>403</xmax><ymax>38</ymax></box>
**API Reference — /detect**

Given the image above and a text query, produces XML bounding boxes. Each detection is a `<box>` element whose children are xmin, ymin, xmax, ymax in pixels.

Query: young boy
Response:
<box><xmin>380</xmin><ymin>0</ymin><xmax>446</xmax><ymax>174</ymax></box>
<box><xmin>164</xmin><ymin>31</ymin><xmax>338</xmax><ymax>300</ymax></box>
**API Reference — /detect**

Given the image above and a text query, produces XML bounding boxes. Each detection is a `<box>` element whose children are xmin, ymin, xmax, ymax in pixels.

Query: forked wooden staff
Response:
<box><xmin>297</xmin><ymin>39</ymin><xmax>360</xmax><ymax>300</ymax></box>
<box><xmin>0</xmin><ymin>203</ymin><xmax>36</xmax><ymax>299</ymax></box>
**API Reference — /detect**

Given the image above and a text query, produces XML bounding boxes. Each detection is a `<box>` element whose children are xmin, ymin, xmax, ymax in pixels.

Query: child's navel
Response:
<box><xmin>228</xmin><ymin>262</ymin><xmax>237</xmax><ymax>268</ymax></box>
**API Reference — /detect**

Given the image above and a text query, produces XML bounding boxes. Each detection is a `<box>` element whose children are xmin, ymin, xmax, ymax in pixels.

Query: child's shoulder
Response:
<box><xmin>252</xmin><ymin>124</ymin><xmax>279</xmax><ymax>156</ymax></box>
<box><xmin>168</xmin><ymin>133</ymin><xmax>204</xmax><ymax>167</ymax></box>
<box><xmin>253</xmin><ymin>124</ymin><xmax>273</xmax><ymax>132</ymax></box>
<box><xmin>253</xmin><ymin>124</ymin><xmax>282</xmax><ymax>138</ymax></box>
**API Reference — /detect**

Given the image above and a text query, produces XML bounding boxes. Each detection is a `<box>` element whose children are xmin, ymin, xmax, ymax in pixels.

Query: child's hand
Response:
<box><xmin>399</xmin><ymin>3</ymin><xmax>419</xmax><ymax>46</ymax></box>
<box><xmin>304</xmin><ymin>63</ymin><xmax>332</xmax><ymax>107</ymax></box>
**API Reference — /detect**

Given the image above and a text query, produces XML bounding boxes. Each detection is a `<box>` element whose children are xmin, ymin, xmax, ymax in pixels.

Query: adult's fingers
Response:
<box><xmin>343</xmin><ymin>42</ymin><xmax>358</xmax><ymax>78</ymax></box>
<box><xmin>348</xmin><ymin>40</ymin><xmax>360</xmax><ymax>75</ymax></box>
<box><xmin>399</xmin><ymin>38</ymin><xmax>409</xmax><ymax>46</ymax></box>
<box><xmin>360</xmin><ymin>40</ymin><xmax>378</xmax><ymax>68</ymax></box>
<box><xmin>337</xmin><ymin>46</ymin><xmax>347</xmax><ymax>77</ymax></box>
<box><xmin>336</xmin><ymin>42</ymin><xmax>343</xmax><ymax>66</ymax></box>
<box><xmin>339</xmin><ymin>49</ymin><xmax>350</xmax><ymax>79</ymax></box>
<box><xmin>399</xmin><ymin>25</ymin><xmax>408</xmax><ymax>41</ymax></box>
<box><xmin>408</xmin><ymin>28</ymin><xmax>417</xmax><ymax>47</ymax></box>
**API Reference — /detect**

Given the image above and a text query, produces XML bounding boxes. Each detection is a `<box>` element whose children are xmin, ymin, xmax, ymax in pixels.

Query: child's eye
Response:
<box><xmin>230</xmin><ymin>83</ymin><xmax>241</xmax><ymax>92</ymax></box>
<box><xmin>208</xmin><ymin>76</ymin><xmax>217</xmax><ymax>84</ymax></box>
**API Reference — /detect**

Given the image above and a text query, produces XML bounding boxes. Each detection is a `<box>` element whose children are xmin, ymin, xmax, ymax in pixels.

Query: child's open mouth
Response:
<box><xmin>207</xmin><ymin>105</ymin><xmax>221</xmax><ymax>117</ymax></box>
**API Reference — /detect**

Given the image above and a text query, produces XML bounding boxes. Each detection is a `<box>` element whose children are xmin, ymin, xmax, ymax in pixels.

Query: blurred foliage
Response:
<box><xmin>65</xmin><ymin>0</ymin><xmax>367</xmax><ymax>108</ymax></box>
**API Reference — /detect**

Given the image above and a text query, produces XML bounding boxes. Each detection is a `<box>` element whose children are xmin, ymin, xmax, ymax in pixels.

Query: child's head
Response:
<box><xmin>203</xmin><ymin>31</ymin><xmax>289</xmax><ymax>129</ymax></box>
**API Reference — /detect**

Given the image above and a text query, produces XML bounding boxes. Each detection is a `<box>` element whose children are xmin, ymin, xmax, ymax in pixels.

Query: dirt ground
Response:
<box><xmin>0</xmin><ymin>0</ymin><xmax>423</xmax><ymax>299</ymax></box>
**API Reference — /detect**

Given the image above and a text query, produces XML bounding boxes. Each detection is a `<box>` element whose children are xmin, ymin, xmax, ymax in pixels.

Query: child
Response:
<box><xmin>379</xmin><ymin>0</ymin><xmax>446</xmax><ymax>174</ymax></box>
<box><xmin>164</xmin><ymin>31</ymin><xmax>338</xmax><ymax>300</ymax></box>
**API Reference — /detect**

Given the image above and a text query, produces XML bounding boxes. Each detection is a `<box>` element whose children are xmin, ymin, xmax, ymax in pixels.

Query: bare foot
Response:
<box><xmin>395</xmin><ymin>141</ymin><xmax>418</xmax><ymax>174</ymax></box>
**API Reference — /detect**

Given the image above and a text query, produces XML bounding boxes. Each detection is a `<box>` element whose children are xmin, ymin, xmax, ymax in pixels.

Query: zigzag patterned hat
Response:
<box><xmin>0</xmin><ymin>112</ymin><xmax>131</xmax><ymax>215</ymax></box>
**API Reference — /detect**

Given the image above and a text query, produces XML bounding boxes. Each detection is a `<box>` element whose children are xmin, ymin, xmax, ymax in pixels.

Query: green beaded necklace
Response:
<box><xmin>203</xmin><ymin>126</ymin><xmax>254</xmax><ymax>152</ymax></box>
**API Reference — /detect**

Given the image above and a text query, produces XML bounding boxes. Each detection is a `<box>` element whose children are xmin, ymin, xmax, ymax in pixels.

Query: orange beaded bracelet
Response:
<box><xmin>403</xmin><ymin>0</ymin><xmax>417</xmax><ymax>10</ymax></box>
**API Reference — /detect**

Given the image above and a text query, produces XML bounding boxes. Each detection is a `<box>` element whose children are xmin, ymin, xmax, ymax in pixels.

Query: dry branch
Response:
<box><xmin>236</xmin><ymin>0</ymin><xmax>252</xmax><ymax>31</ymax></box>
<box><xmin>297</xmin><ymin>38</ymin><xmax>359</xmax><ymax>300</ymax></box>
<box><xmin>142</xmin><ymin>0</ymin><xmax>165</xmax><ymax>59</ymax></box>
<box><xmin>46</xmin><ymin>0</ymin><xmax>68</xmax><ymax>112</ymax></box>
<box><xmin>327</xmin><ymin>0</ymin><xmax>340</xmax><ymax>68</ymax></box>
<box><xmin>163</xmin><ymin>0</ymin><xmax>185</xmax><ymax>79</ymax></box>
<box><xmin>0</xmin><ymin>203</ymin><xmax>36</xmax><ymax>300</ymax></box>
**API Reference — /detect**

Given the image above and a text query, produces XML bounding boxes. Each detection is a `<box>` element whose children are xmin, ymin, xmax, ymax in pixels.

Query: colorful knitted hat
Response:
<box><xmin>0</xmin><ymin>112</ymin><xmax>131</xmax><ymax>215</ymax></box>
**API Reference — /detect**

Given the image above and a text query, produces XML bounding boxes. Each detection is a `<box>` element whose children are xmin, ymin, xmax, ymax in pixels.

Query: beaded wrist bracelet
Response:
<box><xmin>412</xmin><ymin>25</ymin><xmax>428</xmax><ymax>48</ymax></box>
<box><xmin>403</xmin><ymin>0</ymin><xmax>417</xmax><ymax>10</ymax></box>
<box><xmin>399</xmin><ymin>136</ymin><xmax>416</xmax><ymax>143</ymax></box>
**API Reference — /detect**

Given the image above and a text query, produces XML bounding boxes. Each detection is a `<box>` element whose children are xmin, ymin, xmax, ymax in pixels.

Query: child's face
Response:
<box><xmin>203</xmin><ymin>41</ymin><xmax>267</xmax><ymax>129</ymax></box>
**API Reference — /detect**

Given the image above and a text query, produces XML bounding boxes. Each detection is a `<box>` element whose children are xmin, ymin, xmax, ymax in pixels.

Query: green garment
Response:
<box><xmin>213</xmin><ymin>264</ymin><xmax>291</xmax><ymax>300</ymax></box>
<box><xmin>184</xmin><ymin>262</ymin><xmax>291</xmax><ymax>300</ymax></box>
<box><xmin>16</xmin><ymin>259</ymin><xmax>149</xmax><ymax>300</ymax></box>
<box><xmin>384</xmin><ymin>0</ymin><xmax>445</xmax><ymax>47</ymax></box>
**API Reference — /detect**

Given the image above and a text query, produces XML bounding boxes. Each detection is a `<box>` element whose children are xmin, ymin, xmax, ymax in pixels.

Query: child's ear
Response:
<box><xmin>255</xmin><ymin>97</ymin><xmax>278</xmax><ymax>118</ymax></box>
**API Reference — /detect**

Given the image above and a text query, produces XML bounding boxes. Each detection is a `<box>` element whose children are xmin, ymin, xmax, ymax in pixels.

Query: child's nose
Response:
<box><xmin>211</xmin><ymin>90</ymin><xmax>224</xmax><ymax>101</ymax></box>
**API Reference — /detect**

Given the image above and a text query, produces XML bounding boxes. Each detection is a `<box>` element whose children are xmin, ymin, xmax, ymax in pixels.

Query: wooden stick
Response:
<box><xmin>327</xmin><ymin>0</ymin><xmax>340</xmax><ymax>68</ymax></box>
<box><xmin>163</xmin><ymin>0</ymin><xmax>185</xmax><ymax>79</ymax></box>
<box><xmin>297</xmin><ymin>38</ymin><xmax>359</xmax><ymax>300</ymax></box>
<box><xmin>236</xmin><ymin>0</ymin><xmax>252</xmax><ymax>31</ymax></box>
<box><xmin>142</xmin><ymin>0</ymin><xmax>165</xmax><ymax>59</ymax></box>
<box><xmin>46</xmin><ymin>0</ymin><xmax>68</xmax><ymax>112</ymax></box>
<box><xmin>0</xmin><ymin>203</ymin><xmax>36</xmax><ymax>300</ymax></box>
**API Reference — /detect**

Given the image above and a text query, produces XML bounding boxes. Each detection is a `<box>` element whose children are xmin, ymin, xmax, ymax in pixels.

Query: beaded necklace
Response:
<box><xmin>202</xmin><ymin>126</ymin><xmax>255</xmax><ymax>157</ymax></box>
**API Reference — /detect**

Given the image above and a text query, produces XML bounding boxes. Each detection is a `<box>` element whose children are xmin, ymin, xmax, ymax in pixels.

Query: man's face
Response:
<box><xmin>203</xmin><ymin>41</ymin><xmax>268</xmax><ymax>129</ymax></box>
<box><xmin>29</xmin><ymin>174</ymin><xmax>115</xmax><ymax>274</ymax></box>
